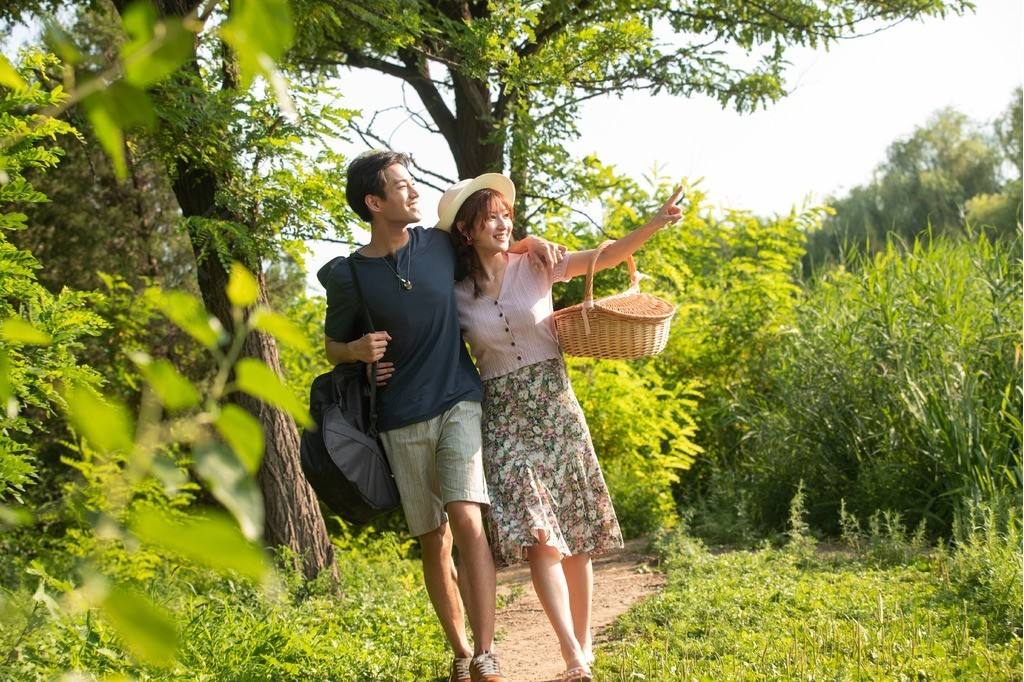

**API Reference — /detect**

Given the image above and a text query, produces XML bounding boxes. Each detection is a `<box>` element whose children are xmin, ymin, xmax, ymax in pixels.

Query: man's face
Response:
<box><xmin>370</xmin><ymin>163</ymin><xmax>421</xmax><ymax>225</ymax></box>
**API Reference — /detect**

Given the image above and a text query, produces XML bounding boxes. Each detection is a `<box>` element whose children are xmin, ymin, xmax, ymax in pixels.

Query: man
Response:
<box><xmin>318</xmin><ymin>150</ymin><xmax>560</xmax><ymax>682</ymax></box>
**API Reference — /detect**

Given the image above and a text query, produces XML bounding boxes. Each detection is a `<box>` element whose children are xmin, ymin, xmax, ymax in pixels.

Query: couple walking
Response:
<box><xmin>318</xmin><ymin>151</ymin><xmax>682</xmax><ymax>681</ymax></box>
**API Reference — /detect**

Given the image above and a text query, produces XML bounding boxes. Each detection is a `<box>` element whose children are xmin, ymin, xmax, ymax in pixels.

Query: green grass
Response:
<box><xmin>596</xmin><ymin>531</ymin><xmax>1022</xmax><ymax>681</ymax></box>
<box><xmin>1</xmin><ymin>531</ymin><xmax>454</xmax><ymax>681</ymax></box>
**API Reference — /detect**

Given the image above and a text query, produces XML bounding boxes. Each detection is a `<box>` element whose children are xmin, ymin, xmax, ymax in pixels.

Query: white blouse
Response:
<box><xmin>455</xmin><ymin>253</ymin><xmax>571</xmax><ymax>380</ymax></box>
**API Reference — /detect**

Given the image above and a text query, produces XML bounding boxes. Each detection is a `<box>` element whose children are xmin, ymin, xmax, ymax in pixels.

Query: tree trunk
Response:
<box><xmin>113</xmin><ymin>0</ymin><xmax>337</xmax><ymax>580</ymax></box>
<box><xmin>508</xmin><ymin>92</ymin><xmax>531</xmax><ymax>241</ymax></box>
<box><xmin>449</xmin><ymin>72</ymin><xmax>504</xmax><ymax>179</ymax></box>
<box><xmin>173</xmin><ymin>146</ymin><xmax>337</xmax><ymax>582</ymax></box>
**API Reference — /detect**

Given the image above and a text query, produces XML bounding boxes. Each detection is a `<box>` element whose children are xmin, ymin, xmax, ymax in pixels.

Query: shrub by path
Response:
<box><xmin>494</xmin><ymin>538</ymin><xmax>664</xmax><ymax>682</ymax></box>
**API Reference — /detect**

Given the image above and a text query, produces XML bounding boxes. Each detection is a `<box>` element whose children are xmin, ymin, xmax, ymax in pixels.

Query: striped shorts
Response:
<box><xmin>380</xmin><ymin>401</ymin><xmax>489</xmax><ymax>537</ymax></box>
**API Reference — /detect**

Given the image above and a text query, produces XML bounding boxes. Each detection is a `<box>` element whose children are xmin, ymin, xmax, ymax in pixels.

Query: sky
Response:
<box><xmin>304</xmin><ymin>0</ymin><xmax>1022</xmax><ymax>293</ymax></box>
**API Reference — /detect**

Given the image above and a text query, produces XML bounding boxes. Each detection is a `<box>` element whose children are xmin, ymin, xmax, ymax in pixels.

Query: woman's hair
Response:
<box><xmin>449</xmin><ymin>188</ymin><xmax>515</xmax><ymax>298</ymax></box>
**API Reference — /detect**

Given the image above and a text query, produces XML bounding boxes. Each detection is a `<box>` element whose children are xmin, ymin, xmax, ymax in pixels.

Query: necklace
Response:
<box><xmin>381</xmin><ymin>246</ymin><xmax>413</xmax><ymax>291</ymax></box>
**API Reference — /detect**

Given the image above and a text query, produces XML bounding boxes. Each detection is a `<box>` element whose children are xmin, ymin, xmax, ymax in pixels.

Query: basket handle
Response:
<box><xmin>582</xmin><ymin>240</ymin><xmax>641</xmax><ymax>335</ymax></box>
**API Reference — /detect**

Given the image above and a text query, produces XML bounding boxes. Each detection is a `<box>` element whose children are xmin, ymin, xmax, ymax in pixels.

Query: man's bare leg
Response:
<box><xmin>445</xmin><ymin>501</ymin><xmax>496</xmax><ymax>654</ymax></box>
<box><xmin>419</xmin><ymin>522</ymin><xmax>473</xmax><ymax>658</ymax></box>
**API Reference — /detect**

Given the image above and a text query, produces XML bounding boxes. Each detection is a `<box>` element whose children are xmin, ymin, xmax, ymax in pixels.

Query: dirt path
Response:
<box><xmin>494</xmin><ymin>539</ymin><xmax>665</xmax><ymax>682</ymax></box>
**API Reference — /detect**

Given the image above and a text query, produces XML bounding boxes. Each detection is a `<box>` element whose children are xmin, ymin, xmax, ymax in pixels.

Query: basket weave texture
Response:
<box><xmin>552</xmin><ymin>241</ymin><xmax>676</xmax><ymax>359</ymax></box>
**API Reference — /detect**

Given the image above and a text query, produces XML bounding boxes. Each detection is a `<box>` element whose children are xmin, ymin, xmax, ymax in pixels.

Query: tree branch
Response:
<box><xmin>351</xmin><ymin>122</ymin><xmax>453</xmax><ymax>192</ymax></box>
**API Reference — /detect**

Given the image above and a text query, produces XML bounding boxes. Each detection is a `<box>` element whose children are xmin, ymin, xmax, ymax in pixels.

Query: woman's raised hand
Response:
<box><xmin>652</xmin><ymin>186</ymin><xmax>685</xmax><ymax>228</ymax></box>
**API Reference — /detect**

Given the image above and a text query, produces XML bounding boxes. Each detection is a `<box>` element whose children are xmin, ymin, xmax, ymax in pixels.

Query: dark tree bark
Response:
<box><xmin>179</xmin><ymin>218</ymin><xmax>336</xmax><ymax>579</ymax></box>
<box><xmin>110</xmin><ymin>0</ymin><xmax>336</xmax><ymax>579</ymax></box>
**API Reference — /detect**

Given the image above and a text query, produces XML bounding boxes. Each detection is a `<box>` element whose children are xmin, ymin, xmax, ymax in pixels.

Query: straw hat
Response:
<box><xmin>435</xmin><ymin>173</ymin><xmax>516</xmax><ymax>232</ymax></box>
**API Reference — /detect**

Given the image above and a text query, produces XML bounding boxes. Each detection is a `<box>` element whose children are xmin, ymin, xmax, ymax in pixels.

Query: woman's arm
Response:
<box><xmin>562</xmin><ymin>186</ymin><xmax>684</xmax><ymax>280</ymax></box>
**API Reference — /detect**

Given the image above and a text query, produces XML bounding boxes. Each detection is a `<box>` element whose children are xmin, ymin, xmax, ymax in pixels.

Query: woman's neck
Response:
<box><xmin>475</xmin><ymin>248</ymin><xmax>507</xmax><ymax>282</ymax></box>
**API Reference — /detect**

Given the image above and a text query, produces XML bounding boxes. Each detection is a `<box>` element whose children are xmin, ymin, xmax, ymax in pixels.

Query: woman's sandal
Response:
<box><xmin>560</xmin><ymin>666</ymin><xmax>592</xmax><ymax>682</ymax></box>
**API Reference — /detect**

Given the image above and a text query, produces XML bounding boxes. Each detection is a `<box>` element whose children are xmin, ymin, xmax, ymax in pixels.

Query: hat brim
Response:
<box><xmin>435</xmin><ymin>173</ymin><xmax>516</xmax><ymax>232</ymax></box>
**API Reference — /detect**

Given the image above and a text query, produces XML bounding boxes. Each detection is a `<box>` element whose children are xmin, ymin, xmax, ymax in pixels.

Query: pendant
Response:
<box><xmin>401</xmin><ymin>278</ymin><xmax>413</xmax><ymax>291</ymax></box>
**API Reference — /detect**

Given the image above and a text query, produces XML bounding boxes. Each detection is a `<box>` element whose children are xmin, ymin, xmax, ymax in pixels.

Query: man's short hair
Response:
<box><xmin>346</xmin><ymin>150</ymin><xmax>414</xmax><ymax>223</ymax></box>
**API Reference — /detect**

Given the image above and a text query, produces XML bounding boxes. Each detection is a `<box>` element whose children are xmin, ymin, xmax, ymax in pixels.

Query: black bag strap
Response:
<box><xmin>346</xmin><ymin>256</ymin><xmax>380</xmax><ymax>437</ymax></box>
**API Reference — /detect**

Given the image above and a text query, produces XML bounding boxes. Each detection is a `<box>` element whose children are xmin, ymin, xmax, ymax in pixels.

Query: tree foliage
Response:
<box><xmin>805</xmin><ymin>93</ymin><xmax>1022</xmax><ymax>272</ymax></box>
<box><xmin>0</xmin><ymin>67</ymin><xmax>107</xmax><ymax>503</ymax></box>
<box><xmin>291</xmin><ymin>0</ymin><xmax>969</xmax><ymax>235</ymax></box>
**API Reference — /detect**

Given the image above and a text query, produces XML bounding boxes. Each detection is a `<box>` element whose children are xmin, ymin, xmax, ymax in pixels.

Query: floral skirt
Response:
<box><xmin>481</xmin><ymin>358</ymin><xmax>623</xmax><ymax>568</ymax></box>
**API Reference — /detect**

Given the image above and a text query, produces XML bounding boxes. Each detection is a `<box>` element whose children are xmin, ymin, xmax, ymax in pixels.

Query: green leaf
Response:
<box><xmin>227</xmin><ymin>262</ymin><xmax>259</xmax><ymax>307</ymax></box>
<box><xmin>82</xmin><ymin>81</ymin><xmax>155</xmax><ymax>179</ymax></box>
<box><xmin>0</xmin><ymin>318</ymin><xmax>52</xmax><ymax>345</ymax></box>
<box><xmin>152</xmin><ymin>454</ymin><xmax>189</xmax><ymax>496</ymax></box>
<box><xmin>131</xmin><ymin>353</ymin><xmax>200</xmax><ymax>411</ymax></box>
<box><xmin>148</xmin><ymin>289</ymin><xmax>223</xmax><ymax>349</ymax></box>
<box><xmin>42</xmin><ymin>20</ymin><xmax>82</xmax><ymax>66</ymax></box>
<box><xmin>214</xmin><ymin>404</ymin><xmax>264</xmax><ymax>474</ymax></box>
<box><xmin>0</xmin><ymin>350</ymin><xmax>10</xmax><ymax>402</ymax></box>
<box><xmin>121</xmin><ymin>2</ymin><xmax>194</xmax><ymax>87</ymax></box>
<box><xmin>64</xmin><ymin>386</ymin><xmax>135</xmax><ymax>454</ymax></box>
<box><xmin>234</xmin><ymin>358</ymin><xmax>312</xmax><ymax>427</ymax></box>
<box><xmin>251</xmin><ymin>309</ymin><xmax>312</xmax><ymax>353</ymax></box>
<box><xmin>131</xmin><ymin>508</ymin><xmax>266</xmax><ymax>581</ymax></box>
<box><xmin>101</xmin><ymin>585</ymin><xmax>178</xmax><ymax>666</ymax></box>
<box><xmin>193</xmin><ymin>442</ymin><xmax>264</xmax><ymax>540</ymax></box>
<box><xmin>0</xmin><ymin>54</ymin><xmax>26</xmax><ymax>90</ymax></box>
<box><xmin>0</xmin><ymin>504</ymin><xmax>32</xmax><ymax>529</ymax></box>
<box><xmin>221</xmin><ymin>0</ymin><xmax>294</xmax><ymax>89</ymax></box>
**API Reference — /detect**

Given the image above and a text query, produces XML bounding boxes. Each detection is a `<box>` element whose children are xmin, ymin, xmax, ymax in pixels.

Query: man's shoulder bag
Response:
<box><xmin>299</xmin><ymin>258</ymin><xmax>401</xmax><ymax>525</ymax></box>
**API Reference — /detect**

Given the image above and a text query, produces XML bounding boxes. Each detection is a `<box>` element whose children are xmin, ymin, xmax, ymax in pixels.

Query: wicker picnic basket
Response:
<box><xmin>552</xmin><ymin>241</ymin><xmax>676</xmax><ymax>359</ymax></box>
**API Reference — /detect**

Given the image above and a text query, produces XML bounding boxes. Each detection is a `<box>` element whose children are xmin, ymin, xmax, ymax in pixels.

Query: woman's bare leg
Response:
<box><xmin>526</xmin><ymin>539</ymin><xmax>587</xmax><ymax>671</ymax></box>
<box><xmin>562</xmin><ymin>553</ymin><xmax>594</xmax><ymax>662</ymax></box>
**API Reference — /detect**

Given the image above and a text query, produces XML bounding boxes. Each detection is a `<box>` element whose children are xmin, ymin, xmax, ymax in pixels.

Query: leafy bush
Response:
<box><xmin>567</xmin><ymin>356</ymin><xmax>702</xmax><ymax>536</ymax></box>
<box><xmin>727</xmin><ymin>235</ymin><xmax>1021</xmax><ymax>533</ymax></box>
<box><xmin>0</xmin><ymin>71</ymin><xmax>110</xmax><ymax>504</ymax></box>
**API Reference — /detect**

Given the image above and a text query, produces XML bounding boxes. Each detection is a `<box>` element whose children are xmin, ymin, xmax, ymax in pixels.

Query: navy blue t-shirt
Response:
<box><xmin>317</xmin><ymin>226</ymin><xmax>483</xmax><ymax>432</ymax></box>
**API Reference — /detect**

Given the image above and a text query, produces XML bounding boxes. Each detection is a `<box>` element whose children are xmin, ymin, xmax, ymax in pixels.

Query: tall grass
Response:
<box><xmin>726</xmin><ymin>234</ymin><xmax>1021</xmax><ymax>533</ymax></box>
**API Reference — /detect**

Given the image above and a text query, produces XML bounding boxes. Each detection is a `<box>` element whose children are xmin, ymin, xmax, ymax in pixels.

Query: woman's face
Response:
<box><xmin>469</xmin><ymin>196</ymin><xmax>513</xmax><ymax>255</ymax></box>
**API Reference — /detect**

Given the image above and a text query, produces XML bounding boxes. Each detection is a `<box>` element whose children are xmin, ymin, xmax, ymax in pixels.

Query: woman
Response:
<box><xmin>437</xmin><ymin>173</ymin><xmax>683</xmax><ymax>681</ymax></box>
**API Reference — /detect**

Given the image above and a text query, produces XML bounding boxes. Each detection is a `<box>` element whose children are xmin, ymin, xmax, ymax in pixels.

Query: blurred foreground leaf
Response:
<box><xmin>132</xmin><ymin>508</ymin><xmax>267</xmax><ymax>581</ymax></box>
<box><xmin>251</xmin><ymin>309</ymin><xmax>312</xmax><ymax>353</ymax></box>
<box><xmin>64</xmin><ymin>386</ymin><xmax>135</xmax><ymax>454</ymax></box>
<box><xmin>0</xmin><ymin>54</ymin><xmax>26</xmax><ymax>90</ymax></box>
<box><xmin>147</xmin><ymin>289</ymin><xmax>223</xmax><ymax>349</ymax></box>
<box><xmin>235</xmin><ymin>358</ymin><xmax>311</xmax><ymax>427</ymax></box>
<box><xmin>214</xmin><ymin>404</ymin><xmax>264</xmax><ymax>474</ymax></box>
<box><xmin>1</xmin><ymin>318</ymin><xmax>52</xmax><ymax>345</ymax></box>
<box><xmin>121</xmin><ymin>1</ymin><xmax>194</xmax><ymax>87</ymax></box>
<box><xmin>227</xmin><ymin>262</ymin><xmax>259</xmax><ymax>307</ymax></box>
<box><xmin>132</xmin><ymin>353</ymin><xmax>200</xmax><ymax>411</ymax></box>
<box><xmin>82</xmin><ymin>81</ymin><xmax>155</xmax><ymax>179</ymax></box>
<box><xmin>193</xmin><ymin>442</ymin><xmax>264</xmax><ymax>540</ymax></box>
<box><xmin>221</xmin><ymin>0</ymin><xmax>293</xmax><ymax>89</ymax></box>
<box><xmin>101</xmin><ymin>585</ymin><xmax>178</xmax><ymax>666</ymax></box>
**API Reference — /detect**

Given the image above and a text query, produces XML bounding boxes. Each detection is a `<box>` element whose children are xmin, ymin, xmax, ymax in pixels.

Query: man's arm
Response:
<box><xmin>325</xmin><ymin>331</ymin><xmax>392</xmax><ymax>365</ymax></box>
